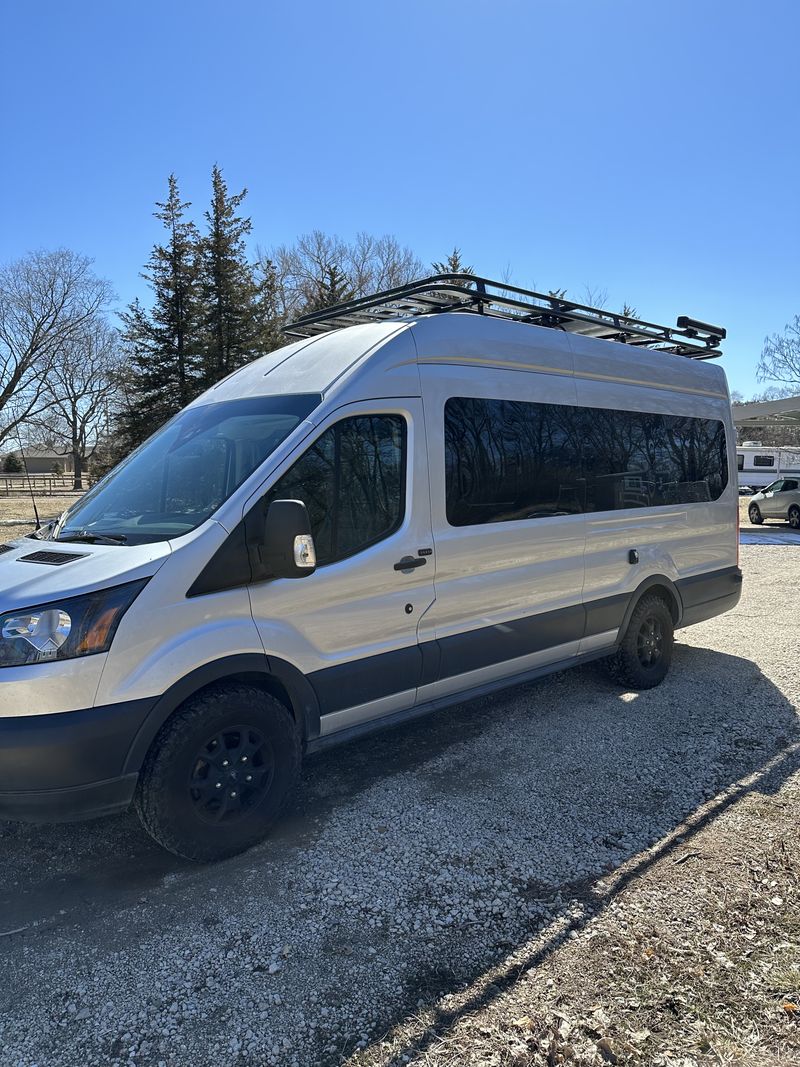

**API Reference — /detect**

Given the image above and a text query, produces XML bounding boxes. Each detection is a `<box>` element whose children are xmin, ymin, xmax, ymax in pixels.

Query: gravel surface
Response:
<box><xmin>0</xmin><ymin>544</ymin><xmax>798</xmax><ymax>1066</ymax></box>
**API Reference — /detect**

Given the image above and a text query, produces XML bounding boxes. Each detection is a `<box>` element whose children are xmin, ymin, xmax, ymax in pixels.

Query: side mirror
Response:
<box><xmin>262</xmin><ymin>499</ymin><xmax>316</xmax><ymax>579</ymax></box>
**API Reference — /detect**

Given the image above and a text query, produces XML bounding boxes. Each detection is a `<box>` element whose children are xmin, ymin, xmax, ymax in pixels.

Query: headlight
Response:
<box><xmin>0</xmin><ymin>578</ymin><xmax>148</xmax><ymax>668</ymax></box>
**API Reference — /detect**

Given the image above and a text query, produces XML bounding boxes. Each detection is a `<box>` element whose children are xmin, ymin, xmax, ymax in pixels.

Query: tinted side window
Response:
<box><xmin>784</xmin><ymin>480</ymin><xmax>799</xmax><ymax>491</ymax></box>
<box><xmin>754</xmin><ymin>455</ymin><xmax>775</xmax><ymax>466</ymax></box>
<box><xmin>444</xmin><ymin>397</ymin><xmax>728</xmax><ymax>526</ymax></box>
<box><xmin>737</xmin><ymin>454</ymin><xmax>744</xmax><ymax>471</ymax></box>
<box><xmin>267</xmin><ymin>415</ymin><xmax>405</xmax><ymax>564</ymax></box>
<box><xmin>445</xmin><ymin>398</ymin><xmax>585</xmax><ymax>525</ymax></box>
<box><xmin>581</xmin><ymin>409</ymin><xmax>728</xmax><ymax>508</ymax></box>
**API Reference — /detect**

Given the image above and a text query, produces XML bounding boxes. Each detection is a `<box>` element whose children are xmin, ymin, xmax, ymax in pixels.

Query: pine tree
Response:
<box><xmin>302</xmin><ymin>263</ymin><xmax>355</xmax><ymax>315</ymax></box>
<box><xmin>432</xmin><ymin>247</ymin><xmax>474</xmax><ymax>276</ymax></box>
<box><xmin>2</xmin><ymin>453</ymin><xmax>23</xmax><ymax>474</ymax></box>
<box><xmin>200</xmin><ymin>165</ymin><xmax>277</xmax><ymax>384</ymax></box>
<box><xmin>118</xmin><ymin>175</ymin><xmax>202</xmax><ymax>447</ymax></box>
<box><xmin>252</xmin><ymin>256</ymin><xmax>286</xmax><ymax>351</ymax></box>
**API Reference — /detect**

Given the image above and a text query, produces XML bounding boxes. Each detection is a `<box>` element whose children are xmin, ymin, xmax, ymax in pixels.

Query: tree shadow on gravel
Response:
<box><xmin>0</xmin><ymin>642</ymin><xmax>798</xmax><ymax>1067</ymax></box>
<box><xmin>366</xmin><ymin>722</ymin><xmax>800</xmax><ymax>1067</ymax></box>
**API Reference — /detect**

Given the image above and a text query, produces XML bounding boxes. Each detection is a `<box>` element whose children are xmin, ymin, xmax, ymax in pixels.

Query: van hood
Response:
<box><xmin>0</xmin><ymin>538</ymin><xmax>171</xmax><ymax>614</ymax></box>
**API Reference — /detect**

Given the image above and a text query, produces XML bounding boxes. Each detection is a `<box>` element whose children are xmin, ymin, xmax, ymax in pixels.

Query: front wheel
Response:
<box><xmin>135</xmin><ymin>683</ymin><xmax>301</xmax><ymax>862</ymax></box>
<box><xmin>789</xmin><ymin>505</ymin><xmax>800</xmax><ymax>530</ymax></box>
<box><xmin>605</xmin><ymin>594</ymin><xmax>674</xmax><ymax>690</ymax></box>
<box><xmin>749</xmin><ymin>503</ymin><xmax>763</xmax><ymax>525</ymax></box>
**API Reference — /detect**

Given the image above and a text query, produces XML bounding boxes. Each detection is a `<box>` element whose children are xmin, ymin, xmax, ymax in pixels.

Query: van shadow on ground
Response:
<box><xmin>0</xmin><ymin>643</ymin><xmax>798</xmax><ymax>1066</ymax></box>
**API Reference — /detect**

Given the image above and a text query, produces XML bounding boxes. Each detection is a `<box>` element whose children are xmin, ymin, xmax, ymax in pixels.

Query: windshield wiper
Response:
<box><xmin>57</xmin><ymin>531</ymin><xmax>128</xmax><ymax>545</ymax></box>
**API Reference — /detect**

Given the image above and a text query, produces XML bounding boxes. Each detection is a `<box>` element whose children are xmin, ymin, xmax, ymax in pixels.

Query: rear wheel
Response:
<box><xmin>135</xmin><ymin>683</ymin><xmax>301</xmax><ymax>862</ymax></box>
<box><xmin>605</xmin><ymin>594</ymin><xmax>674</xmax><ymax>690</ymax></box>
<box><xmin>749</xmin><ymin>503</ymin><xmax>763</xmax><ymax>525</ymax></box>
<box><xmin>789</xmin><ymin>505</ymin><xmax>800</xmax><ymax>530</ymax></box>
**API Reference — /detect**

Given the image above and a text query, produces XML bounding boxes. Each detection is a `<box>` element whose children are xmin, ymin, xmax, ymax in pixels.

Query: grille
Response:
<box><xmin>18</xmin><ymin>550</ymin><xmax>88</xmax><ymax>566</ymax></box>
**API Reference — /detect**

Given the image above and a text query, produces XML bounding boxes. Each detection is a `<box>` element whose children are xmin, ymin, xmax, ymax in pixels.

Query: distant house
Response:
<box><xmin>1</xmin><ymin>446</ymin><xmax>74</xmax><ymax>475</ymax></box>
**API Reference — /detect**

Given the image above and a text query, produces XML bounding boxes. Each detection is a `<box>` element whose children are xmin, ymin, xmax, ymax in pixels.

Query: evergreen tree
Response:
<box><xmin>200</xmin><ymin>165</ymin><xmax>277</xmax><ymax>383</ymax></box>
<box><xmin>432</xmin><ymin>247</ymin><xmax>474</xmax><ymax>276</ymax></box>
<box><xmin>252</xmin><ymin>255</ymin><xmax>285</xmax><ymax>352</ymax></box>
<box><xmin>118</xmin><ymin>175</ymin><xmax>202</xmax><ymax>447</ymax></box>
<box><xmin>2</xmin><ymin>452</ymin><xmax>22</xmax><ymax>474</ymax></box>
<box><xmin>301</xmin><ymin>263</ymin><xmax>354</xmax><ymax>315</ymax></box>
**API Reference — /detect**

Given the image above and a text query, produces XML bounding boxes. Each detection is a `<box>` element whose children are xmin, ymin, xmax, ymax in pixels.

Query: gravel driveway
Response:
<box><xmin>1</xmin><ymin>544</ymin><xmax>798</xmax><ymax>1067</ymax></box>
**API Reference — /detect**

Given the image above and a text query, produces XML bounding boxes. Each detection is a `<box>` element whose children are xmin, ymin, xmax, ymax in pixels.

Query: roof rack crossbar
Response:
<box><xmin>283</xmin><ymin>274</ymin><xmax>725</xmax><ymax>358</ymax></box>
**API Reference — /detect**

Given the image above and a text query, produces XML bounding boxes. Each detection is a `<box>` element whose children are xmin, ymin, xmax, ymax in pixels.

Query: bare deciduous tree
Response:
<box><xmin>0</xmin><ymin>249</ymin><xmax>113</xmax><ymax>449</ymax></box>
<box><xmin>32</xmin><ymin>320</ymin><xmax>120</xmax><ymax>490</ymax></box>
<box><xmin>581</xmin><ymin>285</ymin><xmax>609</xmax><ymax>309</ymax></box>
<box><xmin>758</xmin><ymin>316</ymin><xmax>800</xmax><ymax>392</ymax></box>
<box><xmin>263</xmin><ymin>230</ymin><xmax>423</xmax><ymax>318</ymax></box>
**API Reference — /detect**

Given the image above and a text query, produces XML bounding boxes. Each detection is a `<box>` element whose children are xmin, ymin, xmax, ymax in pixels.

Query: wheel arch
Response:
<box><xmin>122</xmin><ymin>653</ymin><xmax>320</xmax><ymax>775</ymax></box>
<box><xmin>617</xmin><ymin>574</ymin><xmax>682</xmax><ymax>641</ymax></box>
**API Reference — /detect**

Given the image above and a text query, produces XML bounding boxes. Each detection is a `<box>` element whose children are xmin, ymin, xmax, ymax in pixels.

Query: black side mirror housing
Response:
<box><xmin>186</xmin><ymin>498</ymin><xmax>316</xmax><ymax>596</ymax></box>
<box><xmin>260</xmin><ymin>499</ymin><xmax>316</xmax><ymax>579</ymax></box>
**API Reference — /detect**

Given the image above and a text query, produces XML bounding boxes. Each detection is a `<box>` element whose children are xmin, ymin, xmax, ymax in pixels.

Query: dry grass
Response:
<box><xmin>0</xmin><ymin>492</ymin><xmax>83</xmax><ymax>541</ymax></box>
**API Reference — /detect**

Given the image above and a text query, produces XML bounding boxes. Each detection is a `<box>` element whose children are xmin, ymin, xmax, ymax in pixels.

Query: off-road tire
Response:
<box><xmin>789</xmin><ymin>505</ymin><xmax>800</xmax><ymax>531</ymax></box>
<box><xmin>605</xmin><ymin>593</ymin><xmax>674</xmax><ymax>690</ymax></box>
<box><xmin>135</xmin><ymin>683</ymin><xmax>301</xmax><ymax>862</ymax></box>
<box><xmin>749</xmin><ymin>503</ymin><xmax>763</xmax><ymax>525</ymax></box>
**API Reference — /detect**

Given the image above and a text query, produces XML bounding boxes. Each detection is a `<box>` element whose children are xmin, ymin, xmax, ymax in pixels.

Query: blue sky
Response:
<box><xmin>2</xmin><ymin>0</ymin><xmax>798</xmax><ymax>395</ymax></box>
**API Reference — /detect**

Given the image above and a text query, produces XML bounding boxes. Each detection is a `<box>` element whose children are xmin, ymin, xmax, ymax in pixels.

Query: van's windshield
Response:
<box><xmin>54</xmin><ymin>394</ymin><xmax>321</xmax><ymax>545</ymax></box>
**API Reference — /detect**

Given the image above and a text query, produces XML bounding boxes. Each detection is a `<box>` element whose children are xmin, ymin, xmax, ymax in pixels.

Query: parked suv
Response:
<box><xmin>748</xmin><ymin>479</ymin><xmax>800</xmax><ymax>529</ymax></box>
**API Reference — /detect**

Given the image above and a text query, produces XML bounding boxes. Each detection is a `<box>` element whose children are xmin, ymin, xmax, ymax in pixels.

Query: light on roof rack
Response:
<box><xmin>676</xmin><ymin>315</ymin><xmax>726</xmax><ymax>341</ymax></box>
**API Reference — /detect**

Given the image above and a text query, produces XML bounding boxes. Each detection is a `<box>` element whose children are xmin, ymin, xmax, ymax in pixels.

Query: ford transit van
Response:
<box><xmin>0</xmin><ymin>276</ymin><xmax>742</xmax><ymax>860</ymax></box>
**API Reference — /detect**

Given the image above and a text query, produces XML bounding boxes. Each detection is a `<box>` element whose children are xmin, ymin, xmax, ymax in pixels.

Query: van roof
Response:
<box><xmin>204</xmin><ymin>308</ymin><xmax>729</xmax><ymax>408</ymax></box>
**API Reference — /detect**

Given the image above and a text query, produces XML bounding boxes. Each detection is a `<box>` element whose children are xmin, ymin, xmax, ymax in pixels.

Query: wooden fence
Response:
<box><xmin>0</xmin><ymin>474</ymin><xmax>85</xmax><ymax>496</ymax></box>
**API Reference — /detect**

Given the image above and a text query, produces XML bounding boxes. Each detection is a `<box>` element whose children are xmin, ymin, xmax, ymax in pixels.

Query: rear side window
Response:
<box><xmin>267</xmin><ymin>414</ymin><xmax>405</xmax><ymax>565</ymax></box>
<box><xmin>754</xmin><ymin>455</ymin><xmax>775</xmax><ymax>466</ymax></box>
<box><xmin>444</xmin><ymin>397</ymin><xmax>728</xmax><ymax>526</ymax></box>
<box><xmin>783</xmin><ymin>480</ymin><xmax>798</xmax><ymax>491</ymax></box>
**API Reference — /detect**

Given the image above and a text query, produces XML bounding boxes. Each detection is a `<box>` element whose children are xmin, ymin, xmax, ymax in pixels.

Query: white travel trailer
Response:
<box><xmin>736</xmin><ymin>442</ymin><xmax>800</xmax><ymax>490</ymax></box>
<box><xmin>0</xmin><ymin>276</ymin><xmax>741</xmax><ymax>860</ymax></box>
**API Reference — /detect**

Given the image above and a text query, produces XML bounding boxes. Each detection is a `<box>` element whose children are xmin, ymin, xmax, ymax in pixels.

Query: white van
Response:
<box><xmin>0</xmin><ymin>276</ymin><xmax>741</xmax><ymax>860</ymax></box>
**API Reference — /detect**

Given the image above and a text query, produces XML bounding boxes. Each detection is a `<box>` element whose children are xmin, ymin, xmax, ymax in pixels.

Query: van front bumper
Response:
<box><xmin>0</xmin><ymin>699</ymin><xmax>156</xmax><ymax>822</ymax></box>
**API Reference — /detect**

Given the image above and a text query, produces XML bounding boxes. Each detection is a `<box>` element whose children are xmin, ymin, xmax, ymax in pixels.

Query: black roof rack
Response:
<box><xmin>283</xmin><ymin>273</ymin><xmax>725</xmax><ymax>359</ymax></box>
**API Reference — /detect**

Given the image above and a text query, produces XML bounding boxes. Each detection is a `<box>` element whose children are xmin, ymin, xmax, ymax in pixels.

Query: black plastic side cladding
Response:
<box><xmin>186</xmin><ymin>518</ymin><xmax>252</xmax><ymax>597</ymax></box>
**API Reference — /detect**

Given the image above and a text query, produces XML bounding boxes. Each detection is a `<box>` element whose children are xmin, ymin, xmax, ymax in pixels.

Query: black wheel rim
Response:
<box><xmin>188</xmin><ymin>725</ymin><xmax>275</xmax><ymax>824</ymax></box>
<box><xmin>636</xmin><ymin>615</ymin><xmax>664</xmax><ymax>669</ymax></box>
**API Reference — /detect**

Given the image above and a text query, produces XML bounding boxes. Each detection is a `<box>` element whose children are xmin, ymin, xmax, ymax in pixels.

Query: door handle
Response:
<box><xmin>393</xmin><ymin>556</ymin><xmax>427</xmax><ymax>571</ymax></box>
